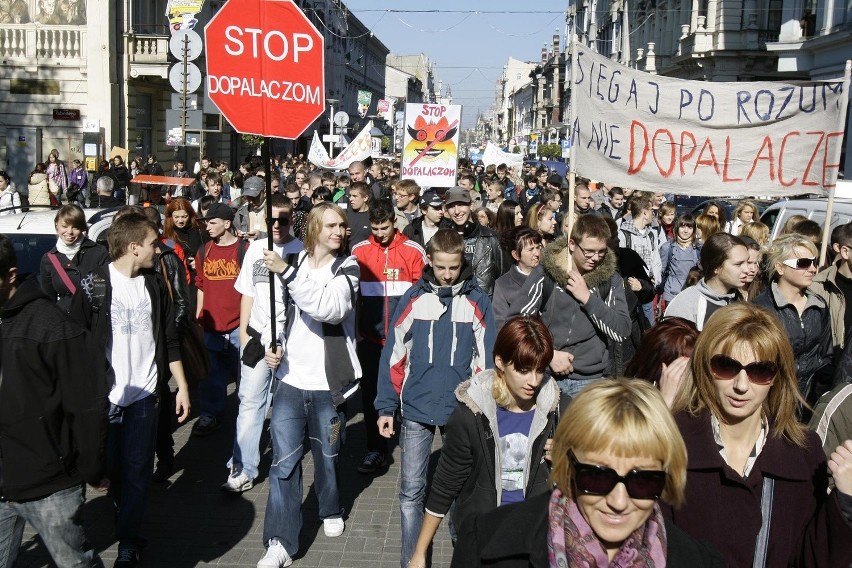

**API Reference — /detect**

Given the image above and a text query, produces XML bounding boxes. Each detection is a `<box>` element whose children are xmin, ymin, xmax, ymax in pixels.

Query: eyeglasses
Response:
<box><xmin>781</xmin><ymin>257</ymin><xmax>817</xmax><ymax>270</ymax></box>
<box><xmin>575</xmin><ymin>243</ymin><xmax>608</xmax><ymax>259</ymax></box>
<box><xmin>569</xmin><ymin>451</ymin><xmax>667</xmax><ymax>500</ymax></box>
<box><xmin>271</xmin><ymin>216</ymin><xmax>290</xmax><ymax>226</ymax></box>
<box><xmin>709</xmin><ymin>354</ymin><xmax>778</xmax><ymax>385</ymax></box>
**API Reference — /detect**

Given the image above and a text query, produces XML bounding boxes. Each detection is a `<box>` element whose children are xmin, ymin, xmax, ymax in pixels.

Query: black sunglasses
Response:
<box><xmin>271</xmin><ymin>216</ymin><xmax>290</xmax><ymax>226</ymax></box>
<box><xmin>709</xmin><ymin>354</ymin><xmax>778</xmax><ymax>385</ymax></box>
<box><xmin>569</xmin><ymin>451</ymin><xmax>667</xmax><ymax>500</ymax></box>
<box><xmin>781</xmin><ymin>257</ymin><xmax>817</xmax><ymax>270</ymax></box>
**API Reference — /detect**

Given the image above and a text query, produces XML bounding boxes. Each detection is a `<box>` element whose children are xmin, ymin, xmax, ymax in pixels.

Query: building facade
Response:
<box><xmin>0</xmin><ymin>0</ymin><xmax>389</xmax><ymax>187</ymax></box>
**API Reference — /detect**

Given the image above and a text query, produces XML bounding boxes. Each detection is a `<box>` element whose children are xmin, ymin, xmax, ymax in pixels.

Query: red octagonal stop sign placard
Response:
<box><xmin>205</xmin><ymin>0</ymin><xmax>325</xmax><ymax>139</ymax></box>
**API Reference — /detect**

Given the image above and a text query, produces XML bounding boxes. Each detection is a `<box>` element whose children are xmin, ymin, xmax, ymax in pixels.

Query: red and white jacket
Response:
<box><xmin>351</xmin><ymin>232</ymin><xmax>427</xmax><ymax>345</ymax></box>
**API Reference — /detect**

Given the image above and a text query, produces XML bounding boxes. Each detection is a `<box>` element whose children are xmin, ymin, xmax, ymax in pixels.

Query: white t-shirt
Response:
<box><xmin>234</xmin><ymin>237</ymin><xmax>304</xmax><ymax>346</ymax></box>
<box><xmin>108</xmin><ymin>264</ymin><xmax>158</xmax><ymax>406</ymax></box>
<box><xmin>276</xmin><ymin>260</ymin><xmax>338</xmax><ymax>390</ymax></box>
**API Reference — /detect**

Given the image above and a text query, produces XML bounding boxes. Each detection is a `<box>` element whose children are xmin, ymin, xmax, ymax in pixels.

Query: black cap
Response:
<box><xmin>200</xmin><ymin>202</ymin><xmax>234</xmax><ymax>222</ymax></box>
<box><xmin>421</xmin><ymin>190</ymin><xmax>443</xmax><ymax>208</ymax></box>
<box><xmin>547</xmin><ymin>174</ymin><xmax>563</xmax><ymax>187</ymax></box>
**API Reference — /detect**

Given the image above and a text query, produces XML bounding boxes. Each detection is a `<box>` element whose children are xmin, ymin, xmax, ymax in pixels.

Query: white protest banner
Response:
<box><xmin>483</xmin><ymin>142</ymin><xmax>523</xmax><ymax>169</ymax></box>
<box><xmin>308</xmin><ymin>122</ymin><xmax>372</xmax><ymax>170</ymax></box>
<box><xmin>571</xmin><ymin>42</ymin><xmax>850</xmax><ymax>197</ymax></box>
<box><xmin>401</xmin><ymin>103</ymin><xmax>461</xmax><ymax>187</ymax></box>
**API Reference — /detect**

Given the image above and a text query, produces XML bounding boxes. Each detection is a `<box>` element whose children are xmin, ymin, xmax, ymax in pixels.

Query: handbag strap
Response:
<box><xmin>752</xmin><ymin>476</ymin><xmax>775</xmax><ymax>568</ymax></box>
<box><xmin>47</xmin><ymin>252</ymin><xmax>77</xmax><ymax>295</ymax></box>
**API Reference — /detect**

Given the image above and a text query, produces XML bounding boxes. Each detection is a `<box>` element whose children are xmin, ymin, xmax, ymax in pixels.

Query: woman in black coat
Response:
<box><xmin>753</xmin><ymin>233</ymin><xmax>832</xmax><ymax>406</ymax></box>
<box><xmin>39</xmin><ymin>205</ymin><xmax>110</xmax><ymax>328</ymax></box>
<box><xmin>110</xmin><ymin>155</ymin><xmax>131</xmax><ymax>202</ymax></box>
<box><xmin>408</xmin><ymin>317</ymin><xmax>566</xmax><ymax>568</ymax></box>
<box><xmin>451</xmin><ymin>379</ymin><xmax>724</xmax><ymax>568</ymax></box>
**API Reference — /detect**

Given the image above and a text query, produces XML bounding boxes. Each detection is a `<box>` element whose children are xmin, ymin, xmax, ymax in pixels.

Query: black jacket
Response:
<box><xmin>84</xmin><ymin>266</ymin><xmax>181</xmax><ymax>389</ymax></box>
<box><xmin>451</xmin><ymin>491</ymin><xmax>725</xmax><ymax>568</ymax></box>
<box><xmin>92</xmin><ymin>194</ymin><xmax>124</xmax><ymax>208</ymax></box>
<box><xmin>111</xmin><ymin>164</ymin><xmax>131</xmax><ymax>189</ymax></box>
<box><xmin>442</xmin><ymin>219</ymin><xmax>508</xmax><ymax>296</ymax></box>
<box><xmin>0</xmin><ymin>275</ymin><xmax>109</xmax><ymax>501</ymax></box>
<box><xmin>754</xmin><ymin>283</ymin><xmax>832</xmax><ymax>401</ymax></box>
<box><xmin>39</xmin><ymin>238</ymin><xmax>110</xmax><ymax>328</ymax></box>
<box><xmin>403</xmin><ymin>216</ymin><xmax>428</xmax><ymax>249</ymax></box>
<box><xmin>425</xmin><ymin>372</ymin><xmax>565</xmax><ymax>533</ymax></box>
<box><xmin>153</xmin><ymin>245</ymin><xmax>192</xmax><ymax>330</ymax></box>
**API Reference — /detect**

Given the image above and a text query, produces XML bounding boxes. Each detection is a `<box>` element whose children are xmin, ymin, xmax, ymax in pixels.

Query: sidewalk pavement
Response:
<box><xmin>16</xmin><ymin>383</ymin><xmax>454</xmax><ymax>567</ymax></box>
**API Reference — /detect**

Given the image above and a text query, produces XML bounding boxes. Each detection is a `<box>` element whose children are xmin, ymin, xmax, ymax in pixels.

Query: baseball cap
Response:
<box><xmin>421</xmin><ymin>189</ymin><xmax>443</xmax><ymax>208</ymax></box>
<box><xmin>201</xmin><ymin>202</ymin><xmax>234</xmax><ymax>222</ymax></box>
<box><xmin>242</xmin><ymin>176</ymin><xmax>265</xmax><ymax>198</ymax></box>
<box><xmin>444</xmin><ymin>187</ymin><xmax>472</xmax><ymax>206</ymax></box>
<box><xmin>547</xmin><ymin>174</ymin><xmax>563</xmax><ymax>187</ymax></box>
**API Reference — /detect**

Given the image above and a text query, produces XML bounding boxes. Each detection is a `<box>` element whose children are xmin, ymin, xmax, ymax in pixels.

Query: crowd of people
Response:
<box><xmin>1</xmin><ymin>149</ymin><xmax>852</xmax><ymax>568</ymax></box>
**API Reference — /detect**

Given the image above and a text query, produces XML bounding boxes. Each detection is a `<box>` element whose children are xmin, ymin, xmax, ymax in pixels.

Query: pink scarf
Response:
<box><xmin>547</xmin><ymin>488</ymin><xmax>667</xmax><ymax>568</ymax></box>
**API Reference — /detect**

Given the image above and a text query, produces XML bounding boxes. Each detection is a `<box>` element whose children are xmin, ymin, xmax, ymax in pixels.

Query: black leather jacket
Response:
<box><xmin>154</xmin><ymin>244</ymin><xmax>192</xmax><ymax>330</ymax></box>
<box><xmin>442</xmin><ymin>219</ymin><xmax>508</xmax><ymax>296</ymax></box>
<box><xmin>754</xmin><ymin>282</ymin><xmax>832</xmax><ymax>402</ymax></box>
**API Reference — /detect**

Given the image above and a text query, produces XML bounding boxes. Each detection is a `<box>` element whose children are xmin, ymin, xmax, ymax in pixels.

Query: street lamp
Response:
<box><xmin>326</xmin><ymin>98</ymin><xmax>340</xmax><ymax>158</ymax></box>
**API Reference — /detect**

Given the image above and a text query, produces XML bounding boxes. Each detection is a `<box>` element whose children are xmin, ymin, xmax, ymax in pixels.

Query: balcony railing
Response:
<box><xmin>0</xmin><ymin>24</ymin><xmax>86</xmax><ymax>64</ymax></box>
<box><xmin>758</xmin><ymin>29</ymin><xmax>780</xmax><ymax>48</ymax></box>
<box><xmin>129</xmin><ymin>34</ymin><xmax>169</xmax><ymax>64</ymax></box>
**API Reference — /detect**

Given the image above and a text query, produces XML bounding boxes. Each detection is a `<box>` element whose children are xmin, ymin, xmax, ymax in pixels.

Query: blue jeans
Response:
<box><xmin>400</xmin><ymin>418</ymin><xmax>456</xmax><ymax>568</ymax></box>
<box><xmin>200</xmin><ymin>329</ymin><xmax>240</xmax><ymax>420</ymax></box>
<box><xmin>262</xmin><ymin>382</ymin><xmax>345</xmax><ymax>557</ymax></box>
<box><xmin>228</xmin><ymin>352</ymin><xmax>275</xmax><ymax>479</ymax></box>
<box><xmin>107</xmin><ymin>395</ymin><xmax>158</xmax><ymax>552</ymax></box>
<box><xmin>642</xmin><ymin>301</ymin><xmax>656</xmax><ymax>327</ymax></box>
<box><xmin>0</xmin><ymin>484</ymin><xmax>102</xmax><ymax>568</ymax></box>
<box><xmin>556</xmin><ymin>377</ymin><xmax>602</xmax><ymax>397</ymax></box>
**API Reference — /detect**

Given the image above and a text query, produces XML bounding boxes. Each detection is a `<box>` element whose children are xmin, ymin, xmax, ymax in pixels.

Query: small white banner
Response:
<box><xmin>308</xmin><ymin>122</ymin><xmax>373</xmax><ymax>170</ymax></box>
<box><xmin>483</xmin><ymin>142</ymin><xmax>524</xmax><ymax>169</ymax></box>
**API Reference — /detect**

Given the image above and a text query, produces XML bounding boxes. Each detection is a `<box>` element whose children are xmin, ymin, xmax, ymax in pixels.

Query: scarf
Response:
<box><xmin>547</xmin><ymin>488</ymin><xmax>667</xmax><ymax>568</ymax></box>
<box><xmin>56</xmin><ymin>237</ymin><xmax>82</xmax><ymax>259</ymax></box>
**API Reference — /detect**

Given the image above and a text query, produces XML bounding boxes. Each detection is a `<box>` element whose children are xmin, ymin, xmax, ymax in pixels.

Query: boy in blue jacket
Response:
<box><xmin>375</xmin><ymin>228</ymin><xmax>495</xmax><ymax>568</ymax></box>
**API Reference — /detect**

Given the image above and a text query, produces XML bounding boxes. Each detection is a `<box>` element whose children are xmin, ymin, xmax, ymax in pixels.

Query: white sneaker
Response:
<box><xmin>323</xmin><ymin>517</ymin><xmax>345</xmax><ymax>537</ymax></box>
<box><xmin>257</xmin><ymin>539</ymin><xmax>292</xmax><ymax>568</ymax></box>
<box><xmin>222</xmin><ymin>470</ymin><xmax>253</xmax><ymax>492</ymax></box>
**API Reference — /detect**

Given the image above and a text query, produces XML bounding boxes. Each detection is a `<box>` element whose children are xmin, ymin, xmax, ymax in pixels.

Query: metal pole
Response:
<box><xmin>328</xmin><ymin>100</ymin><xmax>336</xmax><ymax>157</ymax></box>
<box><xmin>566</xmin><ymin>18</ymin><xmax>580</xmax><ymax>273</ymax></box>
<box><xmin>819</xmin><ymin>59</ymin><xmax>852</xmax><ymax>267</ymax></box>
<box><xmin>262</xmin><ymin>136</ymin><xmax>277</xmax><ymax>350</ymax></box>
<box><xmin>181</xmin><ymin>35</ymin><xmax>188</xmax><ymax>145</ymax></box>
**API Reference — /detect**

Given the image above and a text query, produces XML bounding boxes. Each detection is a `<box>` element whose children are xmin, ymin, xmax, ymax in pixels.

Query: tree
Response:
<box><xmin>537</xmin><ymin>143</ymin><xmax>562</xmax><ymax>160</ymax></box>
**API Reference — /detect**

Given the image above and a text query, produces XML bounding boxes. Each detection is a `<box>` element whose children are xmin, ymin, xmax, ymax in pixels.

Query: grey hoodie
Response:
<box><xmin>664</xmin><ymin>278</ymin><xmax>736</xmax><ymax>331</ymax></box>
<box><xmin>507</xmin><ymin>236</ymin><xmax>631</xmax><ymax>380</ymax></box>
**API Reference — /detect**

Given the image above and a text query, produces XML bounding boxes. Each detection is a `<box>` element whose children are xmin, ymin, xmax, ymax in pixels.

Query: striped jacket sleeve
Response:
<box><xmin>375</xmin><ymin>290</ymin><xmax>417</xmax><ymax>416</ymax></box>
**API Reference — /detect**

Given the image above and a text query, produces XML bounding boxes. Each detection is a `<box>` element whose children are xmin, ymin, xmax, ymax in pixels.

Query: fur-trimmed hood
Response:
<box><xmin>540</xmin><ymin>235</ymin><xmax>617</xmax><ymax>291</ymax></box>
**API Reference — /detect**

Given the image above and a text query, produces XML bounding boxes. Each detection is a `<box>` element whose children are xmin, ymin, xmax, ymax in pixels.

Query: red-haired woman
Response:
<box><xmin>407</xmin><ymin>316</ymin><xmax>569</xmax><ymax>568</ymax></box>
<box><xmin>625</xmin><ymin>317</ymin><xmax>699</xmax><ymax>407</ymax></box>
<box><xmin>164</xmin><ymin>197</ymin><xmax>205</xmax><ymax>281</ymax></box>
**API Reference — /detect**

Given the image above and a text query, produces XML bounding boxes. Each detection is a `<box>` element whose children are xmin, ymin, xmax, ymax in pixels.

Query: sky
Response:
<box><xmin>343</xmin><ymin>2</ymin><xmax>568</xmax><ymax>128</ymax></box>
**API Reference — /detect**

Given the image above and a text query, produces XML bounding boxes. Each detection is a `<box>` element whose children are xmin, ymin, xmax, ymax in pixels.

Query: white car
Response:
<box><xmin>0</xmin><ymin>206</ymin><xmax>119</xmax><ymax>275</ymax></box>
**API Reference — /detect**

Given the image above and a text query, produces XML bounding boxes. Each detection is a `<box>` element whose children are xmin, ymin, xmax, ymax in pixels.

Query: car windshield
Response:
<box><xmin>10</xmin><ymin>234</ymin><xmax>58</xmax><ymax>275</ymax></box>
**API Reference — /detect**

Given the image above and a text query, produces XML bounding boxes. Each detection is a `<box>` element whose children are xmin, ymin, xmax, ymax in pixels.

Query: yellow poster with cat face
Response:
<box><xmin>400</xmin><ymin>103</ymin><xmax>461</xmax><ymax>187</ymax></box>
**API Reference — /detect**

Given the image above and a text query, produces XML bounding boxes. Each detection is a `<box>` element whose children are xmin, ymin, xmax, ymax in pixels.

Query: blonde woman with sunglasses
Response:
<box><xmin>670</xmin><ymin>303</ymin><xmax>852</xmax><ymax>568</ymax></box>
<box><xmin>753</xmin><ymin>234</ymin><xmax>832</xmax><ymax>406</ymax></box>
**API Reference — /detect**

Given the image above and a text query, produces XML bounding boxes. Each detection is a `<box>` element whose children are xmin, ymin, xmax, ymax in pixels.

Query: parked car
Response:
<box><xmin>676</xmin><ymin>197</ymin><xmax>775</xmax><ymax>220</ymax></box>
<box><xmin>761</xmin><ymin>197</ymin><xmax>852</xmax><ymax>241</ymax></box>
<box><xmin>0</xmin><ymin>206</ymin><xmax>117</xmax><ymax>276</ymax></box>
